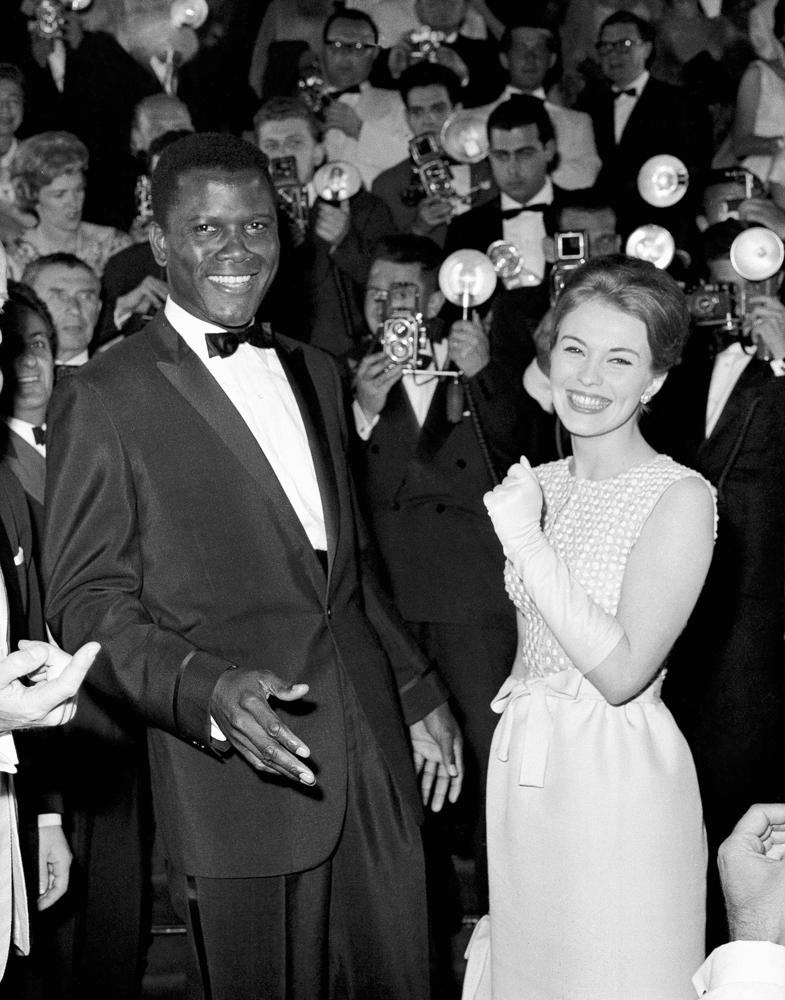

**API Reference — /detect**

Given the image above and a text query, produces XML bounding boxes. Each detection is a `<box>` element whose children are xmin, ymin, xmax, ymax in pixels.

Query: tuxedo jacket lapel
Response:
<box><xmin>148</xmin><ymin>318</ymin><xmax>327</xmax><ymax>575</ymax></box>
<box><xmin>4</xmin><ymin>433</ymin><xmax>45</xmax><ymax>509</ymax></box>
<box><xmin>699</xmin><ymin>357</ymin><xmax>771</xmax><ymax>470</ymax></box>
<box><xmin>415</xmin><ymin>377</ymin><xmax>455</xmax><ymax>463</ymax></box>
<box><xmin>275</xmin><ymin>340</ymin><xmax>341</xmax><ymax>569</ymax></box>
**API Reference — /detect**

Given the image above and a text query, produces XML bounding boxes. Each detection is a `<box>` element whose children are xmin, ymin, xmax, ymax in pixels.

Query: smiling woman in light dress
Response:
<box><xmin>463</xmin><ymin>255</ymin><xmax>716</xmax><ymax>1000</ymax></box>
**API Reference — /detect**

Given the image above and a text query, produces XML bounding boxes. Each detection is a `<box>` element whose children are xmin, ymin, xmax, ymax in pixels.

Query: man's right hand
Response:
<box><xmin>719</xmin><ymin>803</ymin><xmax>785</xmax><ymax>946</ymax></box>
<box><xmin>210</xmin><ymin>668</ymin><xmax>315</xmax><ymax>785</ymax></box>
<box><xmin>413</xmin><ymin>195</ymin><xmax>453</xmax><ymax>235</ymax></box>
<box><xmin>353</xmin><ymin>351</ymin><xmax>404</xmax><ymax>419</ymax></box>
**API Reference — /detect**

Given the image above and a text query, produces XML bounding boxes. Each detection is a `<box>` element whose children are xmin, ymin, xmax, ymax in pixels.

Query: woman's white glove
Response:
<box><xmin>484</xmin><ymin>458</ymin><xmax>624</xmax><ymax>675</ymax></box>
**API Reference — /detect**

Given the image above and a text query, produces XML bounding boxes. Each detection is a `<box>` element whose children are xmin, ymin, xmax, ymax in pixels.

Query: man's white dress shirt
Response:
<box><xmin>500</xmin><ymin>178</ymin><xmax>554</xmax><ymax>285</ymax></box>
<box><xmin>166</xmin><ymin>298</ymin><xmax>326</xmax><ymax>550</ymax></box>
<box><xmin>614</xmin><ymin>70</ymin><xmax>649</xmax><ymax>144</ymax></box>
<box><xmin>324</xmin><ymin>82</ymin><xmax>411</xmax><ymax>190</ymax></box>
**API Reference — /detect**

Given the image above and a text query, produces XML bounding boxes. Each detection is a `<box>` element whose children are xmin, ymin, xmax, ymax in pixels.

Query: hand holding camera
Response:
<box><xmin>413</xmin><ymin>195</ymin><xmax>454</xmax><ymax>235</ymax></box>
<box><xmin>745</xmin><ymin>294</ymin><xmax>785</xmax><ymax>360</ymax></box>
<box><xmin>354</xmin><ymin>352</ymin><xmax>404</xmax><ymax>420</ymax></box>
<box><xmin>448</xmin><ymin>313</ymin><xmax>489</xmax><ymax>378</ymax></box>
<box><xmin>314</xmin><ymin>200</ymin><xmax>350</xmax><ymax>248</ymax></box>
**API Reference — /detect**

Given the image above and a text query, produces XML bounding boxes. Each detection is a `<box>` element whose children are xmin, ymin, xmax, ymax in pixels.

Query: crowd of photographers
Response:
<box><xmin>0</xmin><ymin>0</ymin><xmax>784</xmax><ymax>997</ymax></box>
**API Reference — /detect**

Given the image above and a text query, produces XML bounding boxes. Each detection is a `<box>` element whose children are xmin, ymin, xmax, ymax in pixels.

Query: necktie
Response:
<box><xmin>204</xmin><ymin>323</ymin><xmax>274</xmax><ymax>359</ymax></box>
<box><xmin>54</xmin><ymin>364</ymin><xmax>80</xmax><ymax>382</ymax></box>
<box><xmin>613</xmin><ymin>88</ymin><xmax>637</xmax><ymax>99</ymax></box>
<box><xmin>330</xmin><ymin>85</ymin><xmax>361</xmax><ymax>99</ymax></box>
<box><xmin>32</xmin><ymin>426</ymin><xmax>45</xmax><ymax>446</ymax></box>
<box><xmin>501</xmin><ymin>203</ymin><xmax>550</xmax><ymax>220</ymax></box>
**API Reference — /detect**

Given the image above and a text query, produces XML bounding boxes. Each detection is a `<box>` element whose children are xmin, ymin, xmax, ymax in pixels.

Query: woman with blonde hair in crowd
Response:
<box><xmin>7</xmin><ymin>131</ymin><xmax>131</xmax><ymax>280</ymax></box>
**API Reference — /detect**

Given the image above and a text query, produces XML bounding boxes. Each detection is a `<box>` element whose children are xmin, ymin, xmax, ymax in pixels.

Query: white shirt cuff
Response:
<box><xmin>37</xmin><ymin>814</ymin><xmax>62</xmax><ymax>828</ymax></box>
<box><xmin>210</xmin><ymin>716</ymin><xmax>227</xmax><ymax>742</ymax></box>
<box><xmin>694</xmin><ymin>941</ymin><xmax>785</xmax><ymax>997</ymax></box>
<box><xmin>352</xmin><ymin>399</ymin><xmax>379</xmax><ymax>441</ymax></box>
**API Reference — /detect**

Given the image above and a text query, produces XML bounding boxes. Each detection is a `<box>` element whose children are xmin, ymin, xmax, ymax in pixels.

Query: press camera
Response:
<box><xmin>373</xmin><ymin>283</ymin><xmax>430</xmax><ymax>370</ymax></box>
<box><xmin>268</xmin><ymin>156</ymin><xmax>309</xmax><ymax>242</ymax></box>
<box><xmin>27</xmin><ymin>0</ymin><xmax>92</xmax><ymax>40</ymax></box>
<box><xmin>550</xmin><ymin>231</ymin><xmax>588</xmax><ymax>303</ymax></box>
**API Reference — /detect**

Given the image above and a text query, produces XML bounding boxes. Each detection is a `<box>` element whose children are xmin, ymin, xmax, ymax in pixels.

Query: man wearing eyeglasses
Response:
<box><xmin>577</xmin><ymin>10</ymin><xmax>712</xmax><ymax>246</ymax></box>
<box><xmin>320</xmin><ymin>9</ymin><xmax>411</xmax><ymax>188</ymax></box>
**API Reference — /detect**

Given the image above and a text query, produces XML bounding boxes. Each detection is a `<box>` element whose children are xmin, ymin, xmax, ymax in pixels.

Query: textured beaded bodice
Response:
<box><xmin>504</xmin><ymin>455</ymin><xmax>715</xmax><ymax>682</ymax></box>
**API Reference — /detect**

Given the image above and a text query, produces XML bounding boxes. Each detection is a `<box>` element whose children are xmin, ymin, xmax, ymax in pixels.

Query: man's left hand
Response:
<box><xmin>37</xmin><ymin>824</ymin><xmax>72</xmax><ymax>911</ymax></box>
<box><xmin>324</xmin><ymin>102</ymin><xmax>363</xmax><ymax>140</ymax></box>
<box><xmin>410</xmin><ymin>702</ymin><xmax>463</xmax><ymax>812</ymax></box>
<box><xmin>314</xmin><ymin>201</ymin><xmax>351</xmax><ymax>247</ymax></box>
<box><xmin>448</xmin><ymin>314</ymin><xmax>489</xmax><ymax>378</ymax></box>
<box><xmin>746</xmin><ymin>295</ymin><xmax>785</xmax><ymax>360</ymax></box>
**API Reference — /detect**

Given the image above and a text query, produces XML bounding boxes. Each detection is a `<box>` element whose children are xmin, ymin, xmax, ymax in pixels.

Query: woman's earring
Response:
<box><xmin>640</xmin><ymin>392</ymin><xmax>651</xmax><ymax>405</ymax></box>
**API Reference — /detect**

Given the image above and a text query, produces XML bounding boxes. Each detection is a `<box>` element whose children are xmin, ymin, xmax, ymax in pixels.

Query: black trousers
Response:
<box><xmin>168</xmin><ymin>668</ymin><xmax>429</xmax><ymax>1000</ymax></box>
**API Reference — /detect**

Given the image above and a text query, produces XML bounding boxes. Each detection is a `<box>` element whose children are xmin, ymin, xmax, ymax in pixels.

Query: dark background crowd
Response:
<box><xmin>0</xmin><ymin>0</ymin><xmax>784</xmax><ymax>997</ymax></box>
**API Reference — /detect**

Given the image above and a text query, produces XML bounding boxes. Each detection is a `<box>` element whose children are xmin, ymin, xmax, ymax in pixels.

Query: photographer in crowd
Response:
<box><xmin>351</xmin><ymin>233</ymin><xmax>553</xmax><ymax>994</ymax></box>
<box><xmin>645</xmin><ymin>218</ymin><xmax>785</xmax><ymax>949</ymax></box>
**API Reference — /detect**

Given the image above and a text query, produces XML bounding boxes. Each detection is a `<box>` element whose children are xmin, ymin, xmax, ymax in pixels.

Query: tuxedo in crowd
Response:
<box><xmin>486</xmin><ymin>21</ymin><xmax>601</xmax><ymax>193</ymax></box>
<box><xmin>371</xmin><ymin>62</ymin><xmax>497</xmax><ymax>249</ymax></box>
<box><xmin>43</xmin><ymin>133</ymin><xmax>460</xmax><ymax>1000</ymax></box>
<box><xmin>645</xmin><ymin>223</ymin><xmax>785</xmax><ymax>951</ymax></box>
<box><xmin>351</xmin><ymin>238</ymin><xmax>555</xmax><ymax>989</ymax></box>
<box><xmin>577</xmin><ymin>11</ymin><xmax>712</xmax><ymax>246</ymax></box>
<box><xmin>319</xmin><ymin>10</ymin><xmax>412</xmax><ymax>189</ymax></box>
<box><xmin>369</xmin><ymin>0</ymin><xmax>506</xmax><ymax>108</ymax></box>
<box><xmin>443</xmin><ymin>95</ymin><xmax>568</xmax><ymax>368</ymax></box>
<box><xmin>255</xmin><ymin>97</ymin><xmax>394</xmax><ymax>361</ymax></box>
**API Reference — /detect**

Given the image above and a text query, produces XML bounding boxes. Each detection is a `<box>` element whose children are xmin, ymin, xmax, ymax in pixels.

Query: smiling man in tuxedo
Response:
<box><xmin>42</xmin><ymin>133</ymin><xmax>461</xmax><ymax>1000</ymax></box>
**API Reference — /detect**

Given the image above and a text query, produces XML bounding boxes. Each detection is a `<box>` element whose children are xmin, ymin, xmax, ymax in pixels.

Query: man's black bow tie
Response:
<box><xmin>32</xmin><ymin>425</ymin><xmax>45</xmax><ymax>446</ymax></box>
<box><xmin>501</xmin><ymin>203</ymin><xmax>550</xmax><ymax>220</ymax></box>
<box><xmin>205</xmin><ymin>323</ymin><xmax>274</xmax><ymax>359</ymax></box>
<box><xmin>330</xmin><ymin>85</ymin><xmax>361</xmax><ymax>99</ymax></box>
<box><xmin>613</xmin><ymin>87</ymin><xmax>637</xmax><ymax>99</ymax></box>
<box><xmin>54</xmin><ymin>363</ymin><xmax>80</xmax><ymax>382</ymax></box>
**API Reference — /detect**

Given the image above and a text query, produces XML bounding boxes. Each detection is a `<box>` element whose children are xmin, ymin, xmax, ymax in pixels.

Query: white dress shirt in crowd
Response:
<box><xmin>0</xmin><ymin>139</ymin><xmax>18</xmax><ymax>205</ymax></box>
<box><xmin>324</xmin><ymin>82</ymin><xmax>411</xmax><ymax>189</ymax></box>
<box><xmin>165</xmin><ymin>298</ymin><xmax>327</xmax><ymax>551</ymax></box>
<box><xmin>353</xmin><ymin>339</ymin><xmax>449</xmax><ymax>439</ymax></box>
<box><xmin>694</xmin><ymin>941</ymin><xmax>785</xmax><ymax>997</ymax></box>
<box><xmin>705</xmin><ymin>343</ymin><xmax>753</xmax><ymax>437</ymax></box>
<box><xmin>500</xmin><ymin>178</ymin><xmax>553</xmax><ymax>285</ymax></box>
<box><xmin>7</xmin><ymin>418</ymin><xmax>46</xmax><ymax>457</ymax></box>
<box><xmin>614</xmin><ymin>70</ymin><xmax>649</xmax><ymax>143</ymax></box>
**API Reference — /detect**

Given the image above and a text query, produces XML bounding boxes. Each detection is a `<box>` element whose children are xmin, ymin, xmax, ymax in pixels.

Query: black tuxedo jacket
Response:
<box><xmin>355</xmin><ymin>340</ymin><xmax>553</xmax><ymax>626</ymax></box>
<box><xmin>43</xmin><ymin>313</ymin><xmax>446</xmax><ymax>879</ymax></box>
<box><xmin>644</xmin><ymin>336</ymin><xmax>785</xmax><ymax>778</ymax></box>
<box><xmin>442</xmin><ymin>194</ymin><xmax>562</xmax><ymax>364</ymax></box>
<box><xmin>2</xmin><ymin>431</ymin><xmax>45</xmax><ymax>556</ymax></box>
<box><xmin>578</xmin><ymin>77</ymin><xmax>712</xmax><ymax>242</ymax></box>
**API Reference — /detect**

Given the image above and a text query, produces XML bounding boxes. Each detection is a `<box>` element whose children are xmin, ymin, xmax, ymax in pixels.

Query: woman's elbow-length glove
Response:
<box><xmin>484</xmin><ymin>459</ymin><xmax>624</xmax><ymax>675</ymax></box>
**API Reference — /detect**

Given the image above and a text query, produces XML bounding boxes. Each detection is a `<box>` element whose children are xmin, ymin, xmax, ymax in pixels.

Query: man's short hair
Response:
<box><xmin>0</xmin><ymin>64</ymin><xmax>25</xmax><ymax>96</ymax></box>
<box><xmin>22</xmin><ymin>252</ymin><xmax>99</xmax><ymax>289</ymax></box>
<box><xmin>254</xmin><ymin>97</ymin><xmax>321</xmax><ymax>142</ymax></box>
<box><xmin>398</xmin><ymin>62</ymin><xmax>463</xmax><ymax>107</ymax></box>
<box><xmin>2</xmin><ymin>280</ymin><xmax>57</xmax><ymax>352</ymax></box>
<box><xmin>487</xmin><ymin>95</ymin><xmax>555</xmax><ymax>146</ymax></box>
<box><xmin>501</xmin><ymin>19</ymin><xmax>558</xmax><ymax>53</ymax></box>
<box><xmin>151</xmin><ymin>133</ymin><xmax>271</xmax><ymax>228</ymax></box>
<box><xmin>598</xmin><ymin>10</ymin><xmax>655</xmax><ymax>44</ymax></box>
<box><xmin>322</xmin><ymin>9</ymin><xmax>379</xmax><ymax>44</ymax></box>
<box><xmin>371</xmin><ymin>234</ymin><xmax>442</xmax><ymax>277</ymax></box>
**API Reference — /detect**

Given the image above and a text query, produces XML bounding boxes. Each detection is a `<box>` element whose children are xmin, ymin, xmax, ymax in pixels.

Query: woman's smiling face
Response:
<box><xmin>550</xmin><ymin>298</ymin><xmax>663</xmax><ymax>440</ymax></box>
